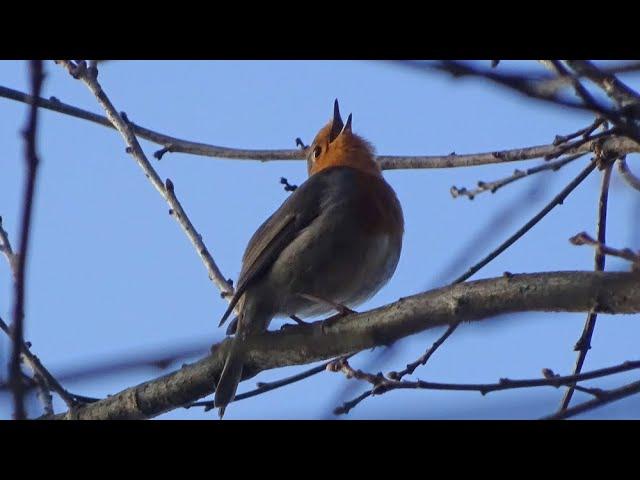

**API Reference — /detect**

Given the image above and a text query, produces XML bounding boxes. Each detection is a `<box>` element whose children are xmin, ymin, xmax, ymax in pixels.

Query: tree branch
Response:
<box><xmin>0</xmin><ymin>316</ymin><xmax>78</xmax><ymax>411</ymax></box>
<box><xmin>569</xmin><ymin>232</ymin><xmax>640</xmax><ymax>268</ymax></box>
<box><xmin>187</xmin><ymin>356</ymin><xmax>348</xmax><ymax>411</ymax></box>
<box><xmin>450</xmin><ymin>152</ymin><xmax>585</xmax><ymax>200</ymax></box>
<box><xmin>560</xmin><ymin>163</ymin><xmax>613</xmax><ymax>409</ymax></box>
<box><xmin>55</xmin><ymin>60</ymin><xmax>233</xmax><ymax>300</ymax></box>
<box><xmin>41</xmin><ymin>271</ymin><xmax>640</xmax><ymax>420</ymax></box>
<box><xmin>543</xmin><ymin>379</ymin><xmax>640</xmax><ymax>420</ymax></box>
<box><xmin>328</xmin><ymin>357</ymin><xmax>640</xmax><ymax>397</ymax></box>
<box><xmin>451</xmin><ymin>158</ymin><xmax>598</xmax><ymax>284</ymax></box>
<box><xmin>422</xmin><ymin>60</ymin><xmax>640</xmax><ymax>143</ymax></box>
<box><xmin>565</xmin><ymin>60</ymin><xmax>640</xmax><ymax>111</ymax></box>
<box><xmin>618</xmin><ymin>157</ymin><xmax>640</xmax><ymax>192</ymax></box>
<box><xmin>2</xmin><ymin>84</ymin><xmax>639</xmax><ymax>170</ymax></box>
<box><xmin>10</xmin><ymin>60</ymin><xmax>43</xmax><ymax>420</ymax></box>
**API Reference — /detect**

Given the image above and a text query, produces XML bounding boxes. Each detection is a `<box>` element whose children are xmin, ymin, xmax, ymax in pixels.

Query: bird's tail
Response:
<box><xmin>214</xmin><ymin>333</ymin><xmax>245</xmax><ymax>418</ymax></box>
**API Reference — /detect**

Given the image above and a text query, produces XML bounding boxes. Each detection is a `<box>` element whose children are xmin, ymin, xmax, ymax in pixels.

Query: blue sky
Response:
<box><xmin>1</xmin><ymin>60</ymin><xmax>639</xmax><ymax>419</ymax></box>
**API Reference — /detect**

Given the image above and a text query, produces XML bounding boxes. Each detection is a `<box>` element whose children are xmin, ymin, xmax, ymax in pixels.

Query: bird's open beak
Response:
<box><xmin>329</xmin><ymin>99</ymin><xmax>344</xmax><ymax>143</ymax></box>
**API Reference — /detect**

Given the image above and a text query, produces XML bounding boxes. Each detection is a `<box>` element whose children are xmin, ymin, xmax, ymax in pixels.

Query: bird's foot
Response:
<box><xmin>299</xmin><ymin>293</ymin><xmax>355</xmax><ymax>316</ymax></box>
<box><xmin>279</xmin><ymin>315</ymin><xmax>309</xmax><ymax>331</ymax></box>
<box><xmin>321</xmin><ymin>306</ymin><xmax>357</xmax><ymax>334</ymax></box>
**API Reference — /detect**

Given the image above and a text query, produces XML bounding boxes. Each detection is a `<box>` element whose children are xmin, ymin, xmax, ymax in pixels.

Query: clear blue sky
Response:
<box><xmin>1</xmin><ymin>60</ymin><xmax>639</xmax><ymax>419</ymax></box>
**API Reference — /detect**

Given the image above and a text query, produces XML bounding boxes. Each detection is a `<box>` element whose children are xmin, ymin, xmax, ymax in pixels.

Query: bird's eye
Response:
<box><xmin>313</xmin><ymin>146</ymin><xmax>322</xmax><ymax>159</ymax></box>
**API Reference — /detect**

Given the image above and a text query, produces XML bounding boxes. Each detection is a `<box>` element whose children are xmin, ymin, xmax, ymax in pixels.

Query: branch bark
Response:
<box><xmin>42</xmin><ymin>270</ymin><xmax>640</xmax><ymax>420</ymax></box>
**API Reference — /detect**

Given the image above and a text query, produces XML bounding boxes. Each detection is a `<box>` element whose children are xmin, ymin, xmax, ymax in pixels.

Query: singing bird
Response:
<box><xmin>214</xmin><ymin>100</ymin><xmax>404</xmax><ymax>417</ymax></box>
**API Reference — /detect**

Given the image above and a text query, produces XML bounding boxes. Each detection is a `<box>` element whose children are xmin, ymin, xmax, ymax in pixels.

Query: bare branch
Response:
<box><xmin>551</xmin><ymin>117</ymin><xmax>606</xmax><ymax>146</ymax></box>
<box><xmin>569</xmin><ymin>232</ymin><xmax>640</xmax><ymax>269</ymax></box>
<box><xmin>377</xmin><ymin>136</ymin><xmax>637</xmax><ymax>170</ymax></box>
<box><xmin>334</xmin><ymin>323</ymin><xmax>461</xmax><ymax>414</ymax></box>
<box><xmin>421</xmin><ymin>61</ymin><xmax>640</xmax><ymax>143</ymax></box>
<box><xmin>450</xmin><ymin>153</ymin><xmax>585</xmax><ymax>200</ymax></box>
<box><xmin>188</xmin><ymin>356</ymin><xmax>350</xmax><ymax>411</ymax></box>
<box><xmin>55</xmin><ymin>61</ymin><xmax>233</xmax><ymax>301</ymax></box>
<box><xmin>536</xmin><ymin>61</ymin><xmax>640</xmax><ymax>96</ymax></box>
<box><xmin>0</xmin><ymin>316</ymin><xmax>78</xmax><ymax>411</ymax></box>
<box><xmin>40</xmin><ymin>271</ymin><xmax>640</xmax><ymax>420</ymax></box>
<box><xmin>618</xmin><ymin>157</ymin><xmax>640</xmax><ymax>192</ymax></box>
<box><xmin>1</xmin><ymin>216</ymin><xmax>84</xmax><ymax>413</ymax></box>
<box><xmin>0</xmin><ymin>339</ymin><xmax>213</xmax><ymax>395</ymax></box>
<box><xmin>565</xmin><ymin>60</ymin><xmax>640</xmax><ymax>111</ymax></box>
<box><xmin>328</xmin><ymin>357</ymin><xmax>640</xmax><ymax>397</ymax></box>
<box><xmin>560</xmin><ymin>163</ymin><xmax>613</xmax><ymax>410</ymax></box>
<box><xmin>10</xmin><ymin>61</ymin><xmax>44</xmax><ymax>420</ymax></box>
<box><xmin>543</xmin><ymin>379</ymin><xmax>640</xmax><ymax>420</ymax></box>
<box><xmin>539</xmin><ymin>61</ymin><xmax>604</xmax><ymax>116</ymax></box>
<box><xmin>451</xmin><ymin>158</ymin><xmax>597</xmax><ymax>284</ymax></box>
<box><xmin>334</xmin><ymin>389</ymin><xmax>373</xmax><ymax>415</ymax></box>
<box><xmin>389</xmin><ymin>324</ymin><xmax>458</xmax><ymax>381</ymax></box>
<box><xmin>2</xmin><ymin>84</ymin><xmax>639</xmax><ymax>170</ymax></box>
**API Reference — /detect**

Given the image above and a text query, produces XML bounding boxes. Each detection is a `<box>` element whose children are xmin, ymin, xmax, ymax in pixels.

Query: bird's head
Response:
<box><xmin>307</xmin><ymin>100</ymin><xmax>380</xmax><ymax>177</ymax></box>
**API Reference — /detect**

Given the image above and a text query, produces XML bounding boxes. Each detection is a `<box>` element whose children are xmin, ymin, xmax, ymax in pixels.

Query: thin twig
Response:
<box><xmin>56</xmin><ymin>60</ymin><xmax>233</xmax><ymax>301</ymax></box>
<box><xmin>542</xmin><ymin>61</ymin><xmax>604</xmax><ymax>116</ymax></box>
<box><xmin>543</xmin><ymin>379</ymin><xmax>640</xmax><ymax>420</ymax></box>
<box><xmin>452</xmin><ymin>159</ymin><xmax>598</xmax><ymax>285</ymax></box>
<box><xmin>334</xmin><ymin>390</ymin><xmax>373</xmax><ymax>415</ymax></box>
<box><xmin>450</xmin><ymin>153</ymin><xmax>584</xmax><ymax>200</ymax></box>
<box><xmin>552</xmin><ymin>117</ymin><xmax>606</xmax><ymax>146</ymax></box>
<box><xmin>618</xmin><ymin>157</ymin><xmax>640</xmax><ymax>192</ymax></box>
<box><xmin>1</xmin><ymin>223</ymin><xmax>57</xmax><ymax>414</ymax></box>
<box><xmin>329</xmin><ymin>357</ymin><xmax>640</xmax><ymax>397</ymax></box>
<box><xmin>332</xmin><ymin>322</ymin><xmax>458</xmax><ymax>414</ymax></box>
<box><xmin>544</xmin><ymin>129</ymin><xmax>614</xmax><ymax>161</ymax></box>
<box><xmin>425</xmin><ymin>60</ymin><xmax>614</xmax><ymax>114</ymax></box>
<box><xmin>0</xmin><ymin>339</ymin><xmax>212</xmax><ymax>395</ymax></box>
<box><xmin>0</xmin><ymin>316</ymin><xmax>80</xmax><ymax>410</ymax></box>
<box><xmin>422</xmin><ymin>61</ymin><xmax>640</xmax><ymax>143</ymax></box>
<box><xmin>532</xmin><ymin>61</ymin><xmax>640</xmax><ymax>96</ymax></box>
<box><xmin>559</xmin><ymin>163</ymin><xmax>613</xmax><ymax>410</ymax></box>
<box><xmin>565</xmin><ymin>60</ymin><xmax>640</xmax><ymax>111</ymax></box>
<box><xmin>569</xmin><ymin>232</ymin><xmax>640</xmax><ymax>269</ymax></box>
<box><xmin>187</xmin><ymin>356</ymin><xmax>354</xmax><ymax>411</ymax></box>
<box><xmin>388</xmin><ymin>324</ymin><xmax>459</xmax><ymax>381</ymax></box>
<box><xmin>10</xmin><ymin>61</ymin><xmax>44</xmax><ymax>420</ymax></box>
<box><xmin>2</xmin><ymin>84</ymin><xmax>639</xmax><ymax>170</ymax></box>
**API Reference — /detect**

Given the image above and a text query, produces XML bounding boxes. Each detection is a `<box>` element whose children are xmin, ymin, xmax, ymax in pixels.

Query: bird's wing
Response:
<box><xmin>218</xmin><ymin>178</ymin><xmax>326</xmax><ymax>328</ymax></box>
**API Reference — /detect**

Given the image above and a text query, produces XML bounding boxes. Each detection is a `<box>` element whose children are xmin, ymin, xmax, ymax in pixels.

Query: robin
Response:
<box><xmin>214</xmin><ymin>100</ymin><xmax>404</xmax><ymax>417</ymax></box>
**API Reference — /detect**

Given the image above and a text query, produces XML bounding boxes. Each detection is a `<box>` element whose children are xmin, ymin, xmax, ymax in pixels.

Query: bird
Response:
<box><xmin>214</xmin><ymin>99</ymin><xmax>404</xmax><ymax>417</ymax></box>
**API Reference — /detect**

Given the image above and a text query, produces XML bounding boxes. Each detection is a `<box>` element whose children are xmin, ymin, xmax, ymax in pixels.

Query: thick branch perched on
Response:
<box><xmin>42</xmin><ymin>271</ymin><xmax>640</xmax><ymax>420</ymax></box>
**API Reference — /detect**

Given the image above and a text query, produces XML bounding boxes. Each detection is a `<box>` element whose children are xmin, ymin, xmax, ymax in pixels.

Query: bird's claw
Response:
<box><xmin>321</xmin><ymin>307</ymin><xmax>357</xmax><ymax>334</ymax></box>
